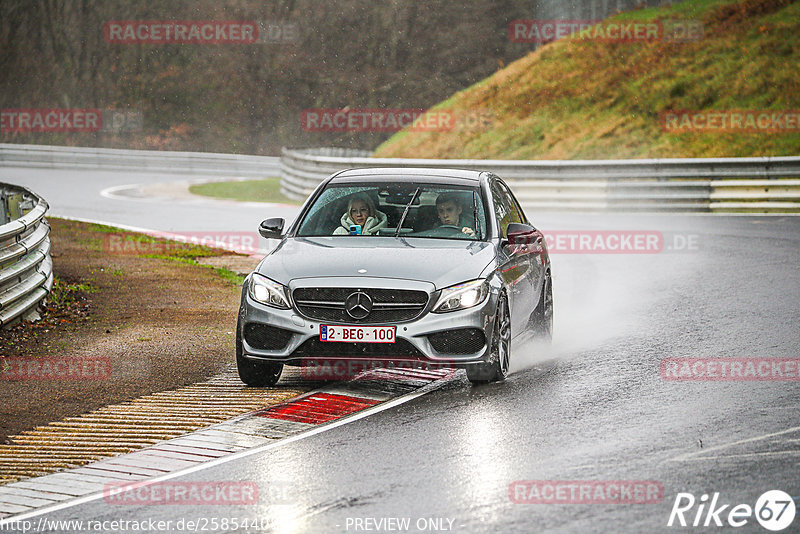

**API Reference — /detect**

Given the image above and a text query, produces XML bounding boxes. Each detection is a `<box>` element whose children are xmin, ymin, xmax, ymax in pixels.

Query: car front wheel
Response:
<box><xmin>467</xmin><ymin>293</ymin><xmax>510</xmax><ymax>384</ymax></box>
<box><xmin>236</xmin><ymin>324</ymin><xmax>283</xmax><ymax>387</ymax></box>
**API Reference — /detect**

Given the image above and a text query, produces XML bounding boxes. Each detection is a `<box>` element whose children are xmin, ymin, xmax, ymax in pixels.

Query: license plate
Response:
<box><xmin>320</xmin><ymin>325</ymin><xmax>396</xmax><ymax>343</ymax></box>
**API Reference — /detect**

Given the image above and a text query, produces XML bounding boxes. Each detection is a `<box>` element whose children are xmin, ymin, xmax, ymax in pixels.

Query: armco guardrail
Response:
<box><xmin>281</xmin><ymin>147</ymin><xmax>800</xmax><ymax>212</ymax></box>
<box><xmin>0</xmin><ymin>183</ymin><xmax>52</xmax><ymax>327</ymax></box>
<box><xmin>0</xmin><ymin>144</ymin><xmax>280</xmax><ymax>177</ymax></box>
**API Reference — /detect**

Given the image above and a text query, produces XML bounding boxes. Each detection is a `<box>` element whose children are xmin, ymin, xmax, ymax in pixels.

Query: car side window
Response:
<box><xmin>491</xmin><ymin>179</ymin><xmax>522</xmax><ymax>237</ymax></box>
<box><xmin>499</xmin><ymin>181</ymin><xmax>528</xmax><ymax>226</ymax></box>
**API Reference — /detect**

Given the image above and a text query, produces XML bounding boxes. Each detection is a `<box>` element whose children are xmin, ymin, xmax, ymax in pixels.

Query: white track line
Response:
<box><xmin>675</xmin><ymin>450</ymin><xmax>800</xmax><ymax>461</ymax></box>
<box><xmin>666</xmin><ymin>425</ymin><xmax>800</xmax><ymax>463</ymax></box>
<box><xmin>55</xmin><ymin>215</ymin><xmax>165</xmax><ymax>236</ymax></box>
<box><xmin>0</xmin><ymin>376</ymin><xmax>453</xmax><ymax>525</ymax></box>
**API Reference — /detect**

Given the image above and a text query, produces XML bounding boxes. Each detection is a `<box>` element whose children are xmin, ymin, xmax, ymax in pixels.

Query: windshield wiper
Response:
<box><xmin>395</xmin><ymin>187</ymin><xmax>421</xmax><ymax>238</ymax></box>
<box><xmin>472</xmin><ymin>190</ymin><xmax>482</xmax><ymax>240</ymax></box>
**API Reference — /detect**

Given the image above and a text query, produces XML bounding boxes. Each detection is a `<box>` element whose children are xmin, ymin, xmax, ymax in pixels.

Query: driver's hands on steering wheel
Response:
<box><xmin>437</xmin><ymin>224</ymin><xmax>476</xmax><ymax>238</ymax></box>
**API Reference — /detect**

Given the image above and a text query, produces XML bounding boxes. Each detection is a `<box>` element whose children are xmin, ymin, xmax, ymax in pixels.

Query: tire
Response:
<box><xmin>236</xmin><ymin>326</ymin><xmax>283</xmax><ymax>387</ymax></box>
<box><xmin>467</xmin><ymin>293</ymin><xmax>511</xmax><ymax>384</ymax></box>
<box><xmin>530</xmin><ymin>271</ymin><xmax>553</xmax><ymax>342</ymax></box>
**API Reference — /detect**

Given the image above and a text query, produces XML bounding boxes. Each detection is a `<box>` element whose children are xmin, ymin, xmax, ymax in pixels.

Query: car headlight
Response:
<box><xmin>432</xmin><ymin>279</ymin><xmax>489</xmax><ymax>313</ymax></box>
<box><xmin>248</xmin><ymin>273</ymin><xmax>291</xmax><ymax>309</ymax></box>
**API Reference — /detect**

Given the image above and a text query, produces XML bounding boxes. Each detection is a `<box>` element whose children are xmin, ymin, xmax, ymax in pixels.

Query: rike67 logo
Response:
<box><xmin>668</xmin><ymin>490</ymin><xmax>796</xmax><ymax>531</ymax></box>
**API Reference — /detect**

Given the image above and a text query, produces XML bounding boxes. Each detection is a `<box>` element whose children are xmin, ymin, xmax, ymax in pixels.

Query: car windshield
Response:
<box><xmin>296</xmin><ymin>182</ymin><xmax>487</xmax><ymax>240</ymax></box>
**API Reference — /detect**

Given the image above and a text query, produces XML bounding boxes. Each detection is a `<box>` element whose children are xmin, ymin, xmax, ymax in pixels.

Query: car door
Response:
<box><xmin>490</xmin><ymin>178</ymin><xmax>534</xmax><ymax>337</ymax></box>
<box><xmin>500</xmin><ymin>180</ymin><xmax>545</xmax><ymax>312</ymax></box>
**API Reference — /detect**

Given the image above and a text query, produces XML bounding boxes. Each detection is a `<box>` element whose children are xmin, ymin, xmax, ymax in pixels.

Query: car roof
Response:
<box><xmin>329</xmin><ymin>167</ymin><xmax>486</xmax><ymax>185</ymax></box>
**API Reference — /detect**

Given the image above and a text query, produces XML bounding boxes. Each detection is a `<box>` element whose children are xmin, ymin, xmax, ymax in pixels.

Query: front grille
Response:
<box><xmin>243</xmin><ymin>323</ymin><xmax>294</xmax><ymax>351</ymax></box>
<box><xmin>428</xmin><ymin>328</ymin><xmax>486</xmax><ymax>355</ymax></box>
<box><xmin>293</xmin><ymin>288</ymin><xmax>429</xmax><ymax>324</ymax></box>
<box><xmin>291</xmin><ymin>337</ymin><xmax>426</xmax><ymax>359</ymax></box>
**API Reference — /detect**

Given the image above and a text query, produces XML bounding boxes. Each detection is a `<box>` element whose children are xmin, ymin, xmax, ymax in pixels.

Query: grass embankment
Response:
<box><xmin>375</xmin><ymin>0</ymin><xmax>800</xmax><ymax>159</ymax></box>
<box><xmin>189</xmin><ymin>178</ymin><xmax>302</xmax><ymax>205</ymax></box>
<box><xmin>86</xmin><ymin>222</ymin><xmax>247</xmax><ymax>285</ymax></box>
<box><xmin>0</xmin><ymin>218</ymin><xmax>254</xmax><ymax>441</ymax></box>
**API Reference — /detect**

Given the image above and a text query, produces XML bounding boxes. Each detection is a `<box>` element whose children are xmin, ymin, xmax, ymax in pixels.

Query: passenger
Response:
<box><xmin>333</xmin><ymin>194</ymin><xmax>388</xmax><ymax>235</ymax></box>
<box><xmin>435</xmin><ymin>193</ymin><xmax>476</xmax><ymax>237</ymax></box>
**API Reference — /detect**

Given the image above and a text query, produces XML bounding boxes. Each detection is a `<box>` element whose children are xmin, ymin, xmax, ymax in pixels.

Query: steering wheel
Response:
<box><xmin>426</xmin><ymin>224</ymin><xmax>473</xmax><ymax>238</ymax></box>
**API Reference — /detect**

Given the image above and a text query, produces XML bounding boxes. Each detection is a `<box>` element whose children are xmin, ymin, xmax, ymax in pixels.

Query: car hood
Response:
<box><xmin>256</xmin><ymin>237</ymin><xmax>496</xmax><ymax>289</ymax></box>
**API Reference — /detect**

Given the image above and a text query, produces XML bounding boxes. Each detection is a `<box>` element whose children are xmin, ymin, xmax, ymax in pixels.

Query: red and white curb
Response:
<box><xmin>0</xmin><ymin>367</ymin><xmax>456</xmax><ymax>521</ymax></box>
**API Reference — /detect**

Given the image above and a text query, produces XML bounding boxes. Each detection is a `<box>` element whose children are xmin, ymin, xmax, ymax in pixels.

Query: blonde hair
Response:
<box><xmin>347</xmin><ymin>194</ymin><xmax>376</xmax><ymax>219</ymax></box>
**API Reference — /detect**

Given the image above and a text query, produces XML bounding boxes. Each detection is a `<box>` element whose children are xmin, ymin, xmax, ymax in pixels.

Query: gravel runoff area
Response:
<box><xmin>0</xmin><ymin>218</ymin><xmax>262</xmax><ymax>442</ymax></box>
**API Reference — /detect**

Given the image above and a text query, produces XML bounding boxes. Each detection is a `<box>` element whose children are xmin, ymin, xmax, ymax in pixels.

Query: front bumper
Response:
<box><xmin>239</xmin><ymin>278</ymin><xmax>497</xmax><ymax>368</ymax></box>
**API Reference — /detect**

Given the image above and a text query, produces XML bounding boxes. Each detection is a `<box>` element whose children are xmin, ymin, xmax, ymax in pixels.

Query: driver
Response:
<box><xmin>333</xmin><ymin>194</ymin><xmax>388</xmax><ymax>235</ymax></box>
<box><xmin>435</xmin><ymin>193</ymin><xmax>475</xmax><ymax>237</ymax></box>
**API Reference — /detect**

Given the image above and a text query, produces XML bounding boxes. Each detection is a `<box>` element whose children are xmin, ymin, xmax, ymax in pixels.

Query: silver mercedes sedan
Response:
<box><xmin>236</xmin><ymin>168</ymin><xmax>552</xmax><ymax>385</ymax></box>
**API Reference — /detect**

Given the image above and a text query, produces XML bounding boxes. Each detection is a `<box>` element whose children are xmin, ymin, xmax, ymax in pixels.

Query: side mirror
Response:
<box><xmin>506</xmin><ymin>223</ymin><xmax>538</xmax><ymax>245</ymax></box>
<box><xmin>259</xmin><ymin>218</ymin><xmax>285</xmax><ymax>239</ymax></box>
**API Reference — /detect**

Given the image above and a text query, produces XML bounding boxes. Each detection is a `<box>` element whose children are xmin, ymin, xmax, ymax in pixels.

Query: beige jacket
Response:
<box><xmin>332</xmin><ymin>210</ymin><xmax>388</xmax><ymax>235</ymax></box>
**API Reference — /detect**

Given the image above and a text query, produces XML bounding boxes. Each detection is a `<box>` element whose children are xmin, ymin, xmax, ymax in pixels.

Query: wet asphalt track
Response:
<box><xmin>1</xmin><ymin>166</ymin><xmax>799</xmax><ymax>533</ymax></box>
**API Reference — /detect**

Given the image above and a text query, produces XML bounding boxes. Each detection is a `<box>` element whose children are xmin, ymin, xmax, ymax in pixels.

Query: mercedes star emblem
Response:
<box><xmin>345</xmin><ymin>291</ymin><xmax>372</xmax><ymax>320</ymax></box>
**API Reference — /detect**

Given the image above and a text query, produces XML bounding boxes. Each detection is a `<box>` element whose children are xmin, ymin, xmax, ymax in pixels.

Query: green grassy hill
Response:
<box><xmin>374</xmin><ymin>0</ymin><xmax>800</xmax><ymax>160</ymax></box>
